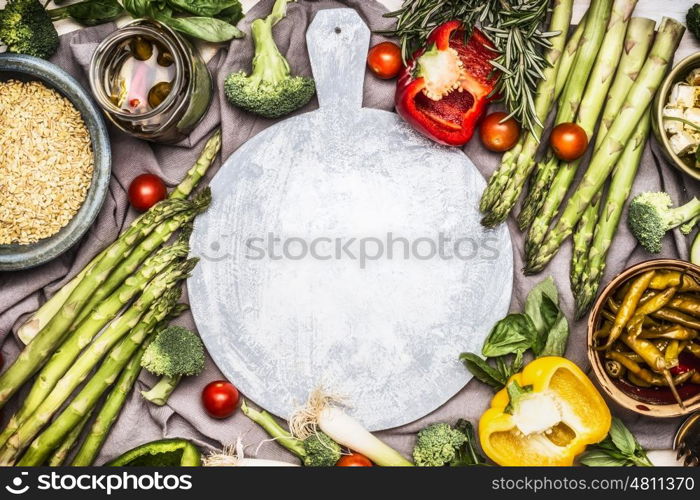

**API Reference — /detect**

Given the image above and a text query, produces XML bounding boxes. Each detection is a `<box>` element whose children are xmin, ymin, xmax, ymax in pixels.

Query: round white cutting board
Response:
<box><xmin>189</xmin><ymin>8</ymin><xmax>513</xmax><ymax>430</ymax></box>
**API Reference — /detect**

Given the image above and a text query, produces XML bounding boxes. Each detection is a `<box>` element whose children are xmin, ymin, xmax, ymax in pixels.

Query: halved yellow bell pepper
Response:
<box><xmin>479</xmin><ymin>357</ymin><xmax>611</xmax><ymax>466</ymax></box>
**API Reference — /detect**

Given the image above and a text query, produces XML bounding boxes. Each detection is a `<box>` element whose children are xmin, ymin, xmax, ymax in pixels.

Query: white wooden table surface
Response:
<box><xmin>1</xmin><ymin>0</ymin><xmax>695</xmax><ymax>465</ymax></box>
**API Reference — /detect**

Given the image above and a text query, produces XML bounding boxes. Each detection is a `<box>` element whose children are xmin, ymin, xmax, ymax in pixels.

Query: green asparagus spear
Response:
<box><xmin>571</xmin><ymin>192</ymin><xmax>603</xmax><ymax>294</ymax></box>
<box><xmin>0</xmin><ymin>199</ymin><xmax>192</xmax><ymax>412</ymax></box>
<box><xmin>483</xmin><ymin>0</ymin><xmax>613</xmax><ymax>228</ymax></box>
<box><xmin>513</xmin><ymin>0</ymin><xmax>614</xmax><ymax>231</ymax></box>
<box><xmin>0</xmin><ymin>239</ymin><xmax>190</xmax><ymax>449</ymax></box>
<box><xmin>68</xmin><ymin>306</ymin><xmax>187</xmax><ymax>467</ymax></box>
<box><xmin>571</xmin><ymin>17</ymin><xmax>656</xmax><ymax>299</ymax></box>
<box><xmin>0</xmin><ymin>260</ymin><xmax>196</xmax><ymax>465</ymax></box>
<box><xmin>554</xmin><ymin>12</ymin><xmax>588</xmax><ymax>100</ymax></box>
<box><xmin>575</xmin><ymin>112</ymin><xmax>651</xmax><ymax>316</ymax></box>
<box><xmin>74</xmin><ymin>187</ymin><xmax>209</xmax><ymax>324</ymax></box>
<box><xmin>525</xmin><ymin>18</ymin><xmax>685</xmax><ymax>274</ymax></box>
<box><xmin>70</xmin><ymin>345</ymin><xmax>149</xmax><ymax>466</ymax></box>
<box><xmin>523</xmin><ymin>0</ymin><xmax>636</xmax><ymax>256</ymax></box>
<box><xmin>15</xmin><ymin>131</ymin><xmax>220</xmax><ymax>345</ymax></box>
<box><xmin>479</xmin><ymin>0</ymin><xmax>574</xmax><ymax>215</ymax></box>
<box><xmin>170</xmin><ymin>130</ymin><xmax>221</xmax><ymax>200</ymax></box>
<box><xmin>17</xmin><ymin>300</ymin><xmax>187</xmax><ymax>466</ymax></box>
<box><xmin>46</xmin><ymin>408</ymin><xmax>94</xmax><ymax>466</ymax></box>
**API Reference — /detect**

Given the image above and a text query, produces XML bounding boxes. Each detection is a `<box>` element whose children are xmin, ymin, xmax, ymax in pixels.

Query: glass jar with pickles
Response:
<box><xmin>89</xmin><ymin>19</ymin><xmax>212</xmax><ymax>143</ymax></box>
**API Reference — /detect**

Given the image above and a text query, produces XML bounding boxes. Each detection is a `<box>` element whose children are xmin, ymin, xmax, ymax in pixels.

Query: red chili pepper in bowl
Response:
<box><xmin>395</xmin><ymin>21</ymin><xmax>499</xmax><ymax>147</ymax></box>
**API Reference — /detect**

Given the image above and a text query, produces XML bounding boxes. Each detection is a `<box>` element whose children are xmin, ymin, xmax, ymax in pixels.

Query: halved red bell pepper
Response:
<box><xmin>395</xmin><ymin>21</ymin><xmax>499</xmax><ymax>147</ymax></box>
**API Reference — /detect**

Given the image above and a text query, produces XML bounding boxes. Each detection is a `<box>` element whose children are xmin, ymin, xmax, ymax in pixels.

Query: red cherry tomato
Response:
<box><xmin>128</xmin><ymin>174</ymin><xmax>167</xmax><ymax>212</ymax></box>
<box><xmin>201</xmin><ymin>380</ymin><xmax>239</xmax><ymax>419</ymax></box>
<box><xmin>336</xmin><ymin>453</ymin><xmax>373</xmax><ymax>467</ymax></box>
<box><xmin>550</xmin><ymin>122</ymin><xmax>589</xmax><ymax>161</ymax></box>
<box><xmin>479</xmin><ymin>112</ymin><xmax>521</xmax><ymax>152</ymax></box>
<box><xmin>367</xmin><ymin>42</ymin><xmax>403</xmax><ymax>80</ymax></box>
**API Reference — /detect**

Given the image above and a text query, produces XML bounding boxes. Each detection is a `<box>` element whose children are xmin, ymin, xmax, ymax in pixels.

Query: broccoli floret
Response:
<box><xmin>0</xmin><ymin>0</ymin><xmax>59</xmax><ymax>59</ymax></box>
<box><xmin>141</xmin><ymin>326</ymin><xmax>205</xmax><ymax>406</ymax></box>
<box><xmin>688</xmin><ymin>4</ymin><xmax>700</xmax><ymax>41</ymax></box>
<box><xmin>412</xmin><ymin>422</ymin><xmax>467</xmax><ymax>467</ymax></box>
<box><xmin>224</xmin><ymin>0</ymin><xmax>315</xmax><ymax>119</ymax></box>
<box><xmin>300</xmin><ymin>432</ymin><xmax>342</xmax><ymax>467</ymax></box>
<box><xmin>628</xmin><ymin>192</ymin><xmax>700</xmax><ymax>253</ymax></box>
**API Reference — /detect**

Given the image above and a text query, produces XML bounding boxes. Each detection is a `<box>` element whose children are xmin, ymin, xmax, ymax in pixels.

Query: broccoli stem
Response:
<box><xmin>248</xmin><ymin>15</ymin><xmax>290</xmax><ymax>87</ymax></box>
<box><xmin>47</xmin><ymin>5</ymin><xmax>71</xmax><ymax>20</ymax></box>
<box><xmin>665</xmin><ymin>198</ymin><xmax>700</xmax><ymax>229</ymax></box>
<box><xmin>141</xmin><ymin>375</ymin><xmax>182</xmax><ymax>406</ymax></box>
<box><xmin>240</xmin><ymin>400</ymin><xmax>306</xmax><ymax>459</ymax></box>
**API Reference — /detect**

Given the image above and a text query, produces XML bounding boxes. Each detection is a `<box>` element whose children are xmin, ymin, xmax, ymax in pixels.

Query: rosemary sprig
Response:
<box><xmin>383</xmin><ymin>0</ymin><xmax>558</xmax><ymax>133</ymax></box>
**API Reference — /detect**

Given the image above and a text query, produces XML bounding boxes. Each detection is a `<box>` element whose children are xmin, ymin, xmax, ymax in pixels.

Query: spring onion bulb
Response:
<box><xmin>203</xmin><ymin>439</ymin><xmax>299</xmax><ymax>467</ymax></box>
<box><xmin>289</xmin><ymin>389</ymin><xmax>413</xmax><ymax>467</ymax></box>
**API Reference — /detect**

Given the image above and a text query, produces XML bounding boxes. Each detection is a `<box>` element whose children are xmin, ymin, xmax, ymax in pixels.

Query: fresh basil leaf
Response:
<box><xmin>482</xmin><ymin>314</ymin><xmax>537</xmax><ymax>358</ymax></box>
<box><xmin>460</xmin><ymin>353</ymin><xmax>507</xmax><ymax>390</ymax></box>
<box><xmin>579</xmin><ymin>449</ymin><xmax>628</xmax><ymax>467</ymax></box>
<box><xmin>66</xmin><ymin>0</ymin><xmax>124</xmax><ymax>26</ymax></box>
<box><xmin>512</xmin><ymin>350</ymin><xmax>524</xmax><ymax>373</ymax></box>
<box><xmin>495</xmin><ymin>356</ymin><xmax>510</xmax><ymax>380</ymax></box>
<box><xmin>608</xmin><ymin>418</ymin><xmax>639</xmax><ymax>457</ymax></box>
<box><xmin>524</xmin><ymin>277</ymin><xmax>559</xmax><ymax>354</ymax></box>
<box><xmin>524</xmin><ymin>277</ymin><xmax>570</xmax><ymax>357</ymax></box>
<box><xmin>493</xmin><ymin>354</ymin><xmax>520</xmax><ymax>382</ymax></box>
<box><xmin>123</xmin><ymin>0</ymin><xmax>151</xmax><ymax>17</ymax></box>
<box><xmin>539</xmin><ymin>310</ymin><xmax>569</xmax><ymax>357</ymax></box>
<box><xmin>504</xmin><ymin>380</ymin><xmax>532</xmax><ymax>414</ymax></box>
<box><xmin>216</xmin><ymin>3</ymin><xmax>244</xmax><ymax>25</ymax></box>
<box><xmin>166</xmin><ymin>0</ymin><xmax>240</xmax><ymax>17</ymax></box>
<box><xmin>162</xmin><ymin>15</ymin><xmax>244</xmax><ymax>42</ymax></box>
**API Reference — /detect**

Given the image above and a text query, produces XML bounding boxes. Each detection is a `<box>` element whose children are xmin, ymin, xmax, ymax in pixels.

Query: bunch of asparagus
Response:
<box><xmin>0</xmin><ymin>130</ymin><xmax>222</xmax><ymax>466</ymax></box>
<box><xmin>480</xmin><ymin>0</ymin><xmax>685</xmax><ymax>316</ymax></box>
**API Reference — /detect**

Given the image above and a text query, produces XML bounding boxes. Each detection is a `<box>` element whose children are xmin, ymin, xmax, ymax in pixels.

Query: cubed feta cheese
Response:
<box><xmin>687</xmin><ymin>68</ymin><xmax>700</xmax><ymax>86</ymax></box>
<box><xmin>669</xmin><ymin>130</ymin><xmax>699</xmax><ymax>156</ymax></box>
<box><xmin>684</xmin><ymin>108</ymin><xmax>700</xmax><ymax>133</ymax></box>
<box><xmin>669</xmin><ymin>83</ymin><xmax>695</xmax><ymax>108</ymax></box>
<box><xmin>663</xmin><ymin>105</ymin><xmax>684</xmax><ymax>134</ymax></box>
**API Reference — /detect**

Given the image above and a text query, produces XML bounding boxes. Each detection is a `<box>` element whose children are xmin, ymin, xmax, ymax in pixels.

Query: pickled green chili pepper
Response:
<box><xmin>652</xmin><ymin>308</ymin><xmax>700</xmax><ymax>330</ymax></box>
<box><xmin>668</xmin><ymin>294</ymin><xmax>700</xmax><ymax>317</ymax></box>
<box><xmin>628</xmin><ymin>286</ymin><xmax>679</xmax><ymax>339</ymax></box>
<box><xmin>686</xmin><ymin>342</ymin><xmax>700</xmax><ymax>358</ymax></box>
<box><xmin>599</xmin><ymin>271</ymin><xmax>656</xmax><ymax>350</ymax></box>
<box><xmin>605</xmin><ymin>359</ymin><xmax>626</xmax><ymax>379</ymax></box>
<box><xmin>649</xmin><ymin>271</ymin><xmax>700</xmax><ymax>292</ymax></box>
<box><xmin>639</xmin><ymin>326</ymin><xmax>698</xmax><ymax>340</ymax></box>
<box><xmin>664</xmin><ymin>340</ymin><xmax>681</xmax><ymax>368</ymax></box>
<box><xmin>621</xmin><ymin>331</ymin><xmax>666</xmax><ymax>373</ymax></box>
<box><xmin>607</xmin><ymin>351</ymin><xmax>693</xmax><ymax>387</ymax></box>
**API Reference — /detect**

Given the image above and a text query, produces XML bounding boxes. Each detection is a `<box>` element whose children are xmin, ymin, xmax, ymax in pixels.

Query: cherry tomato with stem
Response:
<box><xmin>202</xmin><ymin>380</ymin><xmax>239</xmax><ymax>419</ymax></box>
<box><xmin>336</xmin><ymin>453</ymin><xmax>373</xmax><ymax>467</ymax></box>
<box><xmin>128</xmin><ymin>174</ymin><xmax>167</xmax><ymax>212</ymax></box>
<box><xmin>479</xmin><ymin>112</ymin><xmax>521</xmax><ymax>152</ymax></box>
<box><xmin>550</xmin><ymin>122</ymin><xmax>589</xmax><ymax>161</ymax></box>
<box><xmin>367</xmin><ymin>42</ymin><xmax>402</xmax><ymax>80</ymax></box>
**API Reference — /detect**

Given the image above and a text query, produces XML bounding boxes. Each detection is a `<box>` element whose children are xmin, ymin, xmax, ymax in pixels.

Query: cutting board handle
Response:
<box><xmin>306</xmin><ymin>8</ymin><xmax>370</xmax><ymax>110</ymax></box>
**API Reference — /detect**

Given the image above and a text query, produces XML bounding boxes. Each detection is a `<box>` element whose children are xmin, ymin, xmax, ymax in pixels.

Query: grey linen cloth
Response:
<box><xmin>0</xmin><ymin>0</ymin><xmax>698</xmax><ymax>464</ymax></box>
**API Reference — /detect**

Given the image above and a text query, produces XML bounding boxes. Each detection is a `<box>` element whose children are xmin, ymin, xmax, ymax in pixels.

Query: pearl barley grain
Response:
<box><xmin>0</xmin><ymin>80</ymin><xmax>93</xmax><ymax>245</ymax></box>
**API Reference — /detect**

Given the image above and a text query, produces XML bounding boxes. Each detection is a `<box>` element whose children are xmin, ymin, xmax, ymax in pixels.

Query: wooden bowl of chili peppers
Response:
<box><xmin>588</xmin><ymin>259</ymin><xmax>700</xmax><ymax>417</ymax></box>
